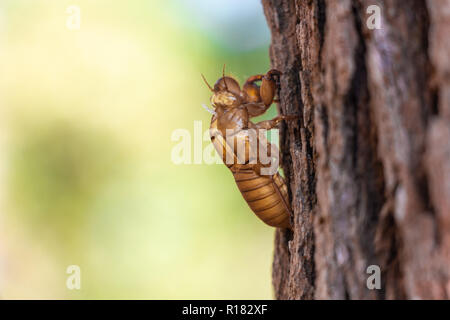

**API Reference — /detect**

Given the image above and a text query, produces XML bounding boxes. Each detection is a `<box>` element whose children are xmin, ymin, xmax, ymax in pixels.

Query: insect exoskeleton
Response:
<box><xmin>202</xmin><ymin>68</ymin><xmax>295</xmax><ymax>230</ymax></box>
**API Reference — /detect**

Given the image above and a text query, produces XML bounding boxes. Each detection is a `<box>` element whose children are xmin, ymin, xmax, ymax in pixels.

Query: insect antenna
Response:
<box><xmin>222</xmin><ymin>64</ymin><xmax>229</xmax><ymax>91</ymax></box>
<box><xmin>201</xmin><ymin>74</ymin><xmax>214</xmax><ymax>92</ymax></box>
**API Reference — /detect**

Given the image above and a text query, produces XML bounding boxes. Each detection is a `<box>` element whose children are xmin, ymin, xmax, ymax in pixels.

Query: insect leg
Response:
<box><xmin>260</xmin><ymin>69</ymin><xmax>282</xmax><ymax>107</ymax></box>
<box><xmin>242</xmin><ymin>75</ymin><xmax>264</xmax><ymax>104</ymax></box>
<box><xmin>251</xmin><ymin>115</ymin><xmax>298</xmax><ymax>130</ymax></box>
<box><xmin>242</xmin><ymin>102</ymin><xmax>269</xmax><ymax>118</ymax></box>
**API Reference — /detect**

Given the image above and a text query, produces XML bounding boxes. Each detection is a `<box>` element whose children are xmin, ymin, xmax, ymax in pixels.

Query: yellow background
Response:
<box><xmin>0</xmin><ymin>0</ymin><xmax>278</xmax><ymax>299</ymax></box>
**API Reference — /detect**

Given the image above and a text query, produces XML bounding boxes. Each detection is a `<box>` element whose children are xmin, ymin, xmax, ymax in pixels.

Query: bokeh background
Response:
<box><xmin>0</xmin><ymin>0</ymin><xmax>279</xmax><ymax>299</ymax></box>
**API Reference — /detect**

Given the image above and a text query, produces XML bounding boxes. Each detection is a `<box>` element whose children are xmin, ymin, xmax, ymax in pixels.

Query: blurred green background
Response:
<box><xmin>0</xmin><ymin>0</ymin><xmax>279</xmax><ymax>299</ymax></box>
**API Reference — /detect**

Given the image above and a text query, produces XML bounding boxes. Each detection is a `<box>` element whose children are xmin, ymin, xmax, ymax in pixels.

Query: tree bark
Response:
<box><xmin>262</xmin><ymin>0</ymin><xmax>450</xmax><ymax>299</ymax></box>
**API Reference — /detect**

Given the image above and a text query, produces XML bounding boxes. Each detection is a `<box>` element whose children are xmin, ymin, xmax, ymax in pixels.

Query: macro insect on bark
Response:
<box><xmin>202</xmin><ymin>67</ymin><xmax>296</xmax><ymax>229</ymax></box>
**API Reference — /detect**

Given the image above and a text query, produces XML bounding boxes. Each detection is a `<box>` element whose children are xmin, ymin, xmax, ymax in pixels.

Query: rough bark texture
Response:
<box><xmin>262</xmin><ymin>0</ymin><xmax>450</xmax><ymax>299</ymax></box>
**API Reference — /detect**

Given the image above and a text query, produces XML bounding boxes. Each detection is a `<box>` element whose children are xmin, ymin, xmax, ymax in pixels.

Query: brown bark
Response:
<box><xmin>262</xmin><ymin>0</ymin><xmax>450</xmax><ymax>299</ymax></box>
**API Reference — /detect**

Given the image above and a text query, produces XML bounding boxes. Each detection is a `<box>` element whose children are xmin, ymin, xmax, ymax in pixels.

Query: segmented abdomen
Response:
<box><xmin>232</xmin><ymin>168</ymin><xmax>291</xmax><ymax>229</ymax></box>
<box><xmin>210</xmin><ymin>117</ymin><xmax>292</xmax><ymax>229</ymax></box>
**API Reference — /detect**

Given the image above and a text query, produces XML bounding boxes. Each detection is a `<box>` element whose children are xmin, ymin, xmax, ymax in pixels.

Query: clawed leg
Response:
<box><xmin>242</xmin><ymin>102</ymin><xmax>268</xmax><ymax>118</ymax></box>
<box><xmin>242</xmin><ymin>69</ymin><xmax>282</xmax><ymax>115</ymax></box>
<box><xmin>260</xmin><ymin>69</ymin><xmax>281</xmax><ymax>107</ymax></box>
<box><xmin>250</xmin><ymin>115</ymin><xmax>298</xmax><ymax>130</ymax></box>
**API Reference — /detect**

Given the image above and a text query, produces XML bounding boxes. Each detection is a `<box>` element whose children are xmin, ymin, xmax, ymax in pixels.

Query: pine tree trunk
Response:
<box><xmin>262</xmin><ymin>0</ymin><xmax>450</xmax><ymax>299</ymax></box>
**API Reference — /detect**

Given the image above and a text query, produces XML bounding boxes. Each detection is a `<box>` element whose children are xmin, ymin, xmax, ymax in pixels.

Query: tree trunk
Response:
<box><xmin>262</xmin><ymin>0</ymin><xmax>450</xmax><ymax>299</ymax></box>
